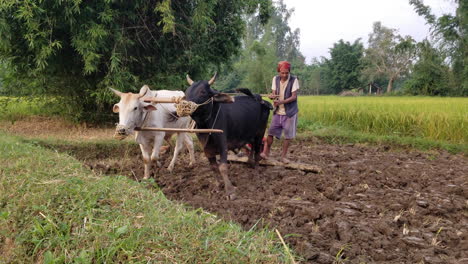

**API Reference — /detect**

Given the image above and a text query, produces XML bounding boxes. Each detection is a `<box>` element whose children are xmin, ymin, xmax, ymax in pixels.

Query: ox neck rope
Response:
<box><xmin>140</xmin><ymin>110</ymin><xmax>151</xmax><ymax>128</ymax></box>
<box><xmin>158</xmin><ymin>103</ymin><xmax>179</xmax><ymax>121</ymax></box>
<box><xmin>199</xmin><ymin>101</ymin><xmax>221</xmax><ymax>149</ymax></box>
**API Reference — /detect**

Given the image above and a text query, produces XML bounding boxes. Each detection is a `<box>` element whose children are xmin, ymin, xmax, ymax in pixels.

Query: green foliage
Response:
<box><xmin>403</xmin><ymin>40</ymin><xmax>451</xmax><ymax>95</ymax></box>
<box><xmin>410</xmin><ymin>0</ymin><xmax>468</xmax><ymax>95</ymax></box>
<box><xmin>0</xmin><ymin>0</ymin><xmax>272</xmax><ymax>122</ymax></box>
<box><xmin>216</xmin><ymin>0</ymin><xmax>304</xmax><ymax>94</ymax></box>
<box><xmin>0</xmin><ymin>96</ymin><xmax>69</xmax><ymax>123</ymax></box>
<box><xmin>322</xmin><ymin>39</ymin><xmax>364</xmax><ymax>94</ymax></box>
<box><xmin>294</xmin><ymin>62</ymin><xmax>324</xmax><ymax>95</ymax></box>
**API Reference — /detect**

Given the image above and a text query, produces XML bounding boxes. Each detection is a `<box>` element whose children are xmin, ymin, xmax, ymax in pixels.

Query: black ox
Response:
<box><xmin>182</xmin><ymin>73</ymin><xmax>272</xmax><ymax>200</ymax></box>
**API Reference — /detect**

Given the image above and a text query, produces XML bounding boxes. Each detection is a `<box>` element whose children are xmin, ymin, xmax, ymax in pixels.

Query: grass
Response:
<box><xmin>297</xmin><ymin>125</ymin><xmax>467</xmax><ymax>155</ymax></box>
<box><xmin>297</xmin><ymin>96</ymin><xmax>467</xmax><ymax>144</ymax></box>
<box><xmin>0</xmin><ymin>96</ymin><xmax>65</xmax><ymax>122</ymax></box>
<box><xmin>0</xmin><ymin>132</ymin><xmax>293</xmax><ymax>263</ymax></box>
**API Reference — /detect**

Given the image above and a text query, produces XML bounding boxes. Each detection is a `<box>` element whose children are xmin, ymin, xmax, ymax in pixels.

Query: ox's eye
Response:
<box><xmin>133</xmin><ymin>107</ymin><xmax>138</xmax><ymax>111</ymax></box>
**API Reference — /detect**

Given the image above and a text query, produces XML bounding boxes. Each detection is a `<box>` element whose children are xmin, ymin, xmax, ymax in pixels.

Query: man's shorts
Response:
<box><xmin>268</xmin><ymin>113</ymin><xmax>298</xmax><ymax>139</ymax></box>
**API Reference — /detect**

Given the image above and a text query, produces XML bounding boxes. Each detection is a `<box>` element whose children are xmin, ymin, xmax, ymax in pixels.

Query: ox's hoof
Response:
<box><xmin>247</xmin><ymin>158</ymin><xmax>256</xmax><ymax>168</ymax></box>
<box><xmin>226</xmin><ymin>186</ymin><xmax>238</xmax><ymax>200</ymax></box>
<box><xmin>227</xmin><ymin>192</ymin><xmax>237</xmax><ymax>200</ymax></box>
<box><xmin>167</xmin><ymin>165</ymin><xmax>174</xmax><ymax>173</ymax></box>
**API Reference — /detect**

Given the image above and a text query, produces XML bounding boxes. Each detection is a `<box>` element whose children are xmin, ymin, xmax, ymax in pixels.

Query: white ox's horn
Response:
<box><xmin>109</xmin><ymin>87</ymin><xmax>123</xmax><ymax>97</ymax></box>
<box><xmin>208</xmin><ymin>72</ymin><xmax>217</xmax><ymax>86</ymax></box>
<box><xmin>186</xmin><ymin>74</ymin><xmax>194</xmax><ymax>85</ymax></box>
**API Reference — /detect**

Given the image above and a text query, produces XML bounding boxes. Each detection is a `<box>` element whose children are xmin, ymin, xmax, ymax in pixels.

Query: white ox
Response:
<box><xmin>111</xmin><ymin>85</ymin><xmax>195</xmax><ymax>179</ymax></box>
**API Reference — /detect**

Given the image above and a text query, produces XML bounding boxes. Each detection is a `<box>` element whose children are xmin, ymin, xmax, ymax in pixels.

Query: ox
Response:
<box><xmin>181</xmin><ymin>73</ymin><xmax>272</xmax><ymax>200</ymax></box>
<box><xmin>111</xmin><ymin>85</ymin><xmax>195</xmax><ymax>179</ymax></box>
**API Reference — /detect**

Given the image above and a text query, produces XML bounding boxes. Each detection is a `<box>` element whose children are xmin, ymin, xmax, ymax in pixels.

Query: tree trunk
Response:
<box><xmin>387</xmin><ymin>78</ymin><xmax>394</xmax><ymax>93</ymax></box>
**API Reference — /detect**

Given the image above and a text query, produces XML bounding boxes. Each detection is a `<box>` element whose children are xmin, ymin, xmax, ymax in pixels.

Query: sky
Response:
<box><xmin>282</xmin><ymin>0</ymin><xmax>456</xmax><ymax>63</ymax></box>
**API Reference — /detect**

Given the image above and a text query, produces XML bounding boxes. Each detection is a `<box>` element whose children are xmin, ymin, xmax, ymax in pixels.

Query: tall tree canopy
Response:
<box><xmin>409</xmin><ymin>0</ymin><xmax>467</xmax><ymax>95</ymax></box>
<box><xmin>0</xmin><ymin>0</ymin><xmax>272</xmax><ymax>121</ymax></box>
<box><xmin>216</xmin><ymin>0</ymin><xmax>304</xmax><ymax>94</ymax></box>
<box><xmin>322</xmin><ymin>39</ymin><xmax>364</xmax><ymax>94</ymax></box>
<box><xmin>403</xmin><ymin>40</ymin><xmax>451</xmax><ymax>95</ymax></box>
<box><xmin>361</xmin><ymin>22</ymin><xmax>416</xmax><ymax>93</ymax></box>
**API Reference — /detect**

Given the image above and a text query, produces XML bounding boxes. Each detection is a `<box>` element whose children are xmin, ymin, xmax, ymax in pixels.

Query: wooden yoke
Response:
<box><xmin>141</xmin><ymin>96</ymin><xmax>184</xmax><ymax>104</ymax></box>
<box><xmin>226</xmin><ymin>93</ymin><xmax>278</xmax><ymax>99</ymax></box>
<box><xmin>135</xmin><ymin>127</ymin><xmax>223</xmax><ymax>133</ymax></box>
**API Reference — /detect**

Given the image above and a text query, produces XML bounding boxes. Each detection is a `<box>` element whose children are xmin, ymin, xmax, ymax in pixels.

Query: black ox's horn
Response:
<box><xmin>208</xmin><ymin>72</ymin><xmax>217</xmax><ymax>85</ymax></box>
<box><xmin>186</xmin><ymin>75</ymin><xmax>194</xmax><ymax>85</ymax></box>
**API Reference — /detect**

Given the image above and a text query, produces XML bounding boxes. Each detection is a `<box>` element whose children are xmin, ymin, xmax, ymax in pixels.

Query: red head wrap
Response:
<box><xmin>277</xmin><ymin>61</ymin><xmax>291</xmax><ymax>72</ymax></box>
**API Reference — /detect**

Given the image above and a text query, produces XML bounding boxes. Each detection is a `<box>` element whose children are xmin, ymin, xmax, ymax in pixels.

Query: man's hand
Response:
<box><xmin>268</xmin><ymin>93</ymin><xmax>279</xmax><ymax>100</ymax></box>
<box><xmin>273</xmin><ymin>100</ymin><xmax>282</xmax><ymax>108</ymax></box>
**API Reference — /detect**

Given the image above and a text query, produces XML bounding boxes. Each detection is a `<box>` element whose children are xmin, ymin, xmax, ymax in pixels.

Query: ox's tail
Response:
<box><xmin>236</xmin><ymin>88</ymin><xmax>255</xmax><ymax>98</ymax></box>
<box><xmin>236</xmin><ymin>88</ymin><xmax>273</xmax><ymax>110</ymax></box>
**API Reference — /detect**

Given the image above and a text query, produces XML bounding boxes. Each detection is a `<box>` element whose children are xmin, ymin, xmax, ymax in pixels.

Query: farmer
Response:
<box><xmin>261</xmin><ymin>61</ymin><xmax>299</xmax><ymax>163</ymax></box>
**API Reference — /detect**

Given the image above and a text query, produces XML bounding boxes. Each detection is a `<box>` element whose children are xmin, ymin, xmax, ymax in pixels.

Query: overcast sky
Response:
<box><xmin>282</xmin><ymin>0</ymin><xmax>456</xmax><ymax>63</ymax></box>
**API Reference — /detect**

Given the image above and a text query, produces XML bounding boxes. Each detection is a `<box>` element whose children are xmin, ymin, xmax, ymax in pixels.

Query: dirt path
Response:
<box><xmin>3</xmin><ymin>117</ymin><xmax>467</xmax><ymax>263</ymax></box>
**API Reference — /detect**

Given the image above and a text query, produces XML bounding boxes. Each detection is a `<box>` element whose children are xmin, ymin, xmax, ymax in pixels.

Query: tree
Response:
<box><xmin>217</xmin><ymin>0</ymin><xmax>305</xmax><ymax>94</ymax></box>
<box><xmin>0</xmin><ymin>0</ymin><xmax>272</xmax><ymax>122</ymax></box>
<box><xmin>403</xmin><ymin>40</ymin><xmax>451</xmax><ymax>95</ymax></box>
<box><xmin>322</xmin><ymin>39</ymin><xmax>364</xmax><ymax>94</ymax></box>
<box><xmin>410</xmin><ymin>0</ymin><xmax>467</xmax><ymax>95</ymax></box>
<box><xmin>294</xmin><ymin>62</ymin><xmax>324</xmax><ymax>95</ymax></box>
<box><xmin>362</xmin><ymin>22</ymin><xmax>416</xmax><ymax>93</ymax></box>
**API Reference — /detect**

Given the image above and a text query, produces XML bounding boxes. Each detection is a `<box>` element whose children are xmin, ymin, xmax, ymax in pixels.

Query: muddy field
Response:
<box><xmin>3</xmin><ymin>118</ymin><xmax>468</xmax><ymax>263</ymax></box>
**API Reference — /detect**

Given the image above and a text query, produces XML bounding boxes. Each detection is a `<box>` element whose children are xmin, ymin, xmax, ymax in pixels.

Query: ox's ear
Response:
<box><xmin>143</xmin><ymin>104</ymin><xmax>157</xmax><ymax>112</ymax></box>
<box><xmin>113</xmin><ymin>104</ymin><xmax>120</xmax><ymax>113</ymax></box>
<box><xmin>213</xmin><ymin>93</ymin><xmax>235</xmax><ymax>103</ymax></box>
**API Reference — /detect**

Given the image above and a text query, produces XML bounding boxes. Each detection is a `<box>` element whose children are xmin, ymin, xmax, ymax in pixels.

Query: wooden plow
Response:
<box><xmin>227</xmin><ymin>154</ymin><xmax>322</xmax><ymax>173</ymax></box>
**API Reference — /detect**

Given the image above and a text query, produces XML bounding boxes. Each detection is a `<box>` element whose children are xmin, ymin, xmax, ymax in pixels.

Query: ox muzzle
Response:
<box><xmin>175</xmin><ymin>97</ymin><xmax>213</xmax><ymax>117</ymax></box>
<box><xmin>114</xmin><ymin>124</ymin><xmax>131</xmax><ymax>140</ymax></box>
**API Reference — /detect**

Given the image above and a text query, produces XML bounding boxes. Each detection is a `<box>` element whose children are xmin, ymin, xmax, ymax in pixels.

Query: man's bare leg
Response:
<box><xmin>281</xmin><ymin>139</ymin><xmax>291</xmax><ymax>163</ymax></box>
<box><xmin>261</xmin><ymin>135</ymin><xmax>274</xmax><ymax>159</ymax></box>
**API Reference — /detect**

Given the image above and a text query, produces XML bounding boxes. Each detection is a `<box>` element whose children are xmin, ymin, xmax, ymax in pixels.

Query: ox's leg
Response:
<box><xmin>139</xmin><ymin>143</ymin><xmax>153</xmax><ymax>179</ymax></box>
<box><xmin>207</xmin><ymin>156</ymin><xmax>221</xmax><ymax>188</ymax></box>
<box><xmin>252</xmin><ymin>134</ymin><xmax>264</xmax><ymax>167</ymax></box>
<box><xmin>218</xmin><ymin>143</ymin><xmax>237</xmax><ymax>200</ymax></box>
<box><xmin>160</xmin><ymin>133</ymin><xmax>173</xmax><ymax>155</ymax></box>
<box><xmin>151</xmin><ymin>132</ymin><xmax>165</xmax><ymax>168</ymax></box>
<box><xmin>183</xmin><ymin>133</ymin><xmax>195</xmax><ymax>167</ymax></box>
<box><xmin>167</xmin><ymin>133</ymin><xmax>185</xmax><ymax>173</ymax></box>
